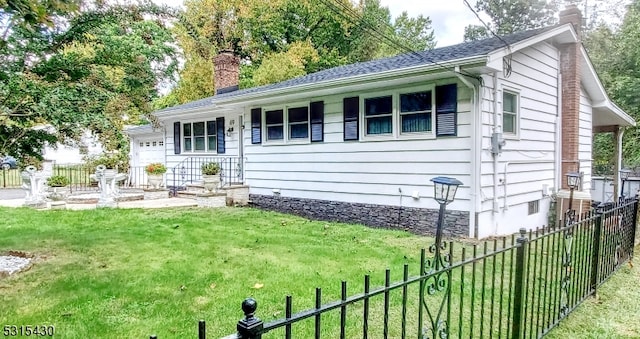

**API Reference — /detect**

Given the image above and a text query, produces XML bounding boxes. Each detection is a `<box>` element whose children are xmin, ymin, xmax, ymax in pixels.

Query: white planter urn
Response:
<box><xmin>202</xmin><ymin>174</ymin><xmax>220</xmax><ymax>192</ymax></box>
<box><xmin>48</xmin><ymin>186</ymin><xmax>70</xmax><ymax>201</ymax></box>
<box><xmin>147</xmin><ymin>174</ymin><xmax>164</xmax><ymax>189</ymax></box>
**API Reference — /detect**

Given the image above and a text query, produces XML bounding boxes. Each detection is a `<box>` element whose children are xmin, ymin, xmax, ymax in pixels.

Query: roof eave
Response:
<box><xmin>218</xmin><ymin>56</ymin><xmax>487</xmax><ymax>106</ymax></box>
<box><xmin>580</xmin><ymin>46</ymin><xmax>636</xmax><ymax>127</ymax></box>
<box><xmin>153</xmin><ymin>55</ymin><xmax>488</xmax><ymax>118</ymax></box>
<box><xmin>123</xmin><ymin>124</ymin><xmax>161</xmax><ymax>135</ymax></box>
<box><xmin>486</xmin><ymin>24</ymin><xmax>577</xmax><ymax>70</ymax></box>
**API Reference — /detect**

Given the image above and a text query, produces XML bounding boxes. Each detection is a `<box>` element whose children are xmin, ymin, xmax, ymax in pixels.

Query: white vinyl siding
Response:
<box><xmin>478</xmin><ymin>42</ymin><xmax>560</xmax><ymax>237</ymax></box>
<box><xmin>243</xmin><ymin>78</ymin><xmax>472</xmax><ymax>212</ymax></box>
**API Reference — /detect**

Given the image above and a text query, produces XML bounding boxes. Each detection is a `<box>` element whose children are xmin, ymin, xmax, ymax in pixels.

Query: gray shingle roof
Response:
<box><xmin>156</xmin><ymin>26</ymin><xmax>554</xmax><ymax>114</ymax></box>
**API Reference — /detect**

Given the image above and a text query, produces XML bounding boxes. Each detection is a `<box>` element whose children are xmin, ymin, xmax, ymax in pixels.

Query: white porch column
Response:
<box><xmin>614</xmin><ymin>127</ymin><xmax>624</xmax><ymax>200</ymax></box>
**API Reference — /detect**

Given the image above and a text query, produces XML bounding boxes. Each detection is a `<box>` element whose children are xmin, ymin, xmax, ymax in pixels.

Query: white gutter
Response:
<box><xmin>492</xmin><ymin>72</ymin><xmax>500</xmax><ymax>213</ymax></box>
<box><xmin>455</xmin><ymin>66</ymin><xmax>480</xmax><ymax>238</ymax></box>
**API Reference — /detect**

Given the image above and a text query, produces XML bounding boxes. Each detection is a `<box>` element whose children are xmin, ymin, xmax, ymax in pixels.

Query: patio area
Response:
<box><xmin>0</xmin><ymin>188</ymin><xmax>197</xmax><ymax>210</ymax></box>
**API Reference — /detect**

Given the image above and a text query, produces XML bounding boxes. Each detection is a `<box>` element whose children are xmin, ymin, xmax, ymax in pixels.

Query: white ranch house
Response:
<box><xmin>130</xmin><ymin>7</ymin><xmax>634</xmax><ymax>238</ymax></box>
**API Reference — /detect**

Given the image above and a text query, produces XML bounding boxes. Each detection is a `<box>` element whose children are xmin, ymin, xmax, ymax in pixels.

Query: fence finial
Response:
<box><xmin>237</xmin><ymin>298</ymin><xmax>263</xmax><ymax>339</ymax></box>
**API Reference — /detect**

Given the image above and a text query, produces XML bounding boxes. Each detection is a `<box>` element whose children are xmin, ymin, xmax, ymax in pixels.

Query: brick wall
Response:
<box><xmin>214</xmin><ymin>51</ymin><xmax>240</xmax><ymax>94</ymax></box>
<box><xmin>559</xmin><ymin>5</ymin><xmax>583</xmax><ymax>190</ymax></box>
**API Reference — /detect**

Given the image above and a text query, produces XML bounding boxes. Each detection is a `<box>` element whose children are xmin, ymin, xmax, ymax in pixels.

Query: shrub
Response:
<box><xmin>84</xmin><ymin>153</ymin><xmax>127</xmax><ymax>170</ymax></box>
<box><xmin>201</xmin><ymin>162</ymin><xmax>220</xmax><ymax>175</ymax></box>
<box><xmin>145</xmin><ymin>163</ymin><xmax>167</xmax><ymax>175</ymax></box>
<box><xmin>47</xmin><ymin>175</ymin><xmax>70</xmax><ymax>187</ymax></box>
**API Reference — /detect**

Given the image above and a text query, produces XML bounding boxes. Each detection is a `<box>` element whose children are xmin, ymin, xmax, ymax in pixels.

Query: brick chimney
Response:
<box><xmin>559</xmin><ymin>5</ymin><xmax>582</xmax><ymax>190</ymax></box>
<box><xmin>214</xmin><ymin>51</ymin><xmax>240</xmax><ymax>95</ymax></box>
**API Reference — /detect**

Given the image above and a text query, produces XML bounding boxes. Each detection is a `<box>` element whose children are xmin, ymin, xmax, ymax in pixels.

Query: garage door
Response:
<box><xmin>137</xmin><ymin>139</ymin><xmax>165</xmax><ymax>166</ymax></box>
<box><xmin>133</xmin><ymin>138</ymin><xmax>165</xmax><ymax>187</ymax></box>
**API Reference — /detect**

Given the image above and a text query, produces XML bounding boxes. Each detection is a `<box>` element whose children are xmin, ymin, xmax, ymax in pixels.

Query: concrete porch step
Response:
<box><xmin>185</xmin><ymin>182</ymin><xmax>205</xmax><ymax>192</ymax></box>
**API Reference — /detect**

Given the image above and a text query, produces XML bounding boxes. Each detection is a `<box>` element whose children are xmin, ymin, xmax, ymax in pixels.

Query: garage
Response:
<box><xmin>124</xmin><ymin>125</ymin><xmax>165</xmax><ymax>187</ymax></box>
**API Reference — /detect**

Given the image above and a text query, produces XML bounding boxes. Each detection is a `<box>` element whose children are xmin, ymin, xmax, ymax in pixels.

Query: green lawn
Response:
<box><xmin>0</xmin><ymin>207</ymin><xmax>430</xmax><ymax>338</ymax></box>
<box><xmin>1</xmin><ymin>206</ymin><xmax>637</xmax><ymax>338</ymax></box>
<box><xmin>546</xmin><ymin>249</ymin><xmax>640</xmax><ymax>339</ymax></box>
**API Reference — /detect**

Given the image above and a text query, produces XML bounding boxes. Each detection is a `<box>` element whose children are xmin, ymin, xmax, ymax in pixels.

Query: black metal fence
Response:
<box><xmin>1</xmin><ymin>164</ymin><xmax>159</xmax><ymax>192</ymax></box>
<box><xmin>149</xmin><ymin>199</ymin><xmax>638</xmax><ymax>338</ymax></box>
<box><xmin>170</xmin><ymin>156</ymin><xmax>244</xmax><ymax>195</ymax></box>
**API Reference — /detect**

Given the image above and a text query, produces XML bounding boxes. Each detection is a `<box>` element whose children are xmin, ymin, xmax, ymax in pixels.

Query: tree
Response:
<box><xmin>162</xmin><ymin>0</ymin><xmax>436</xmax><ymax>106</ymax></box>
<box><xmin>463</xmin><ymin>0</ymin><xmax>558</xmax><ymax>41</ymax></box>
<box><xmin>0</xmin><ymin>2</ymin><xmax>179</xmax><ymax>163</ymax></box>
<box><xmin>581</xmin><ymin>0</ymin><xmax>640</xmax><ymax>173</ymax></box>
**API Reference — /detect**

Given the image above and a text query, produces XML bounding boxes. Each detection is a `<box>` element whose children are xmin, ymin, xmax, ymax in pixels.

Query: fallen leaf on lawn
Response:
<box><xmin>253</xmin><ymin>283</ymin><xmax>264</xmax><ymax>289</ymax></box>
<box><xmin>210</xmin><ymin>283</ymin><xmax>217</xmax><ymax>289</ymax></box>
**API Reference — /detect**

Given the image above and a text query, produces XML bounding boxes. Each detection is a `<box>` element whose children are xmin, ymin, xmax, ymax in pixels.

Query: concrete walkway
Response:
<box><xmin>0</xmin><ymin>189</ymin><xmax>198</xmax><ymax>210</ymax></box>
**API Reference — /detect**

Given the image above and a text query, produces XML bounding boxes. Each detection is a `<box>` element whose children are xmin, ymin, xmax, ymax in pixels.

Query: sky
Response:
<box><xmin>151</xmin><ymin>0</ymin><xmax>483</xmax><ymax>47</ymax></box>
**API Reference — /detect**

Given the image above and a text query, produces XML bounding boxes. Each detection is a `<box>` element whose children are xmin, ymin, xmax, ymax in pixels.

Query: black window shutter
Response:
<box><xmin>251</xmin><ymin>108</ymin><xmax>262</xmax><ymax>144</ymax></box>
<box><xmin>343</xmin><ymin>96</ymin><xmax>359</xmax><ymax>141</ymax></box>
<box><xmin>436</xmin><ymin>84</ymin><xmax>458</xmax><ymax>137</ymax></box>
<box><xmin>216</xmin><ymin>117</ymin><xmax>225</xmax><ymax>153</ymax></box>
<box><xmin>310</xmin><ymin>101</ymin><xmax>324</xmax><ymax>142</ymax></box>
<box><xmin>173</xmin><ymin>121</ymin><xmax>181</xmax><ymax>154</ymax></box>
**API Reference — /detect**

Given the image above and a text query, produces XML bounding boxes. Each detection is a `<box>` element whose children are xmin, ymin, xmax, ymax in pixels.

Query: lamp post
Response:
<box><xmin>619</xmin><ymin>168</ymin><xmax>632</xmax><ymax>203</ymax></box>
<box><xmin>421</xmin><ymin>176</ymin><xmax>462</xmax><ymax>337</ymax></box>
<box><xmin>565</xmin><ymin>172</ymin><xmax>581</xmax><ymax>225</ymax></box>
<box><xmin>430</xmin><ymin>176</ymin><xmax>463</xmax><ymax>270</ymax></box>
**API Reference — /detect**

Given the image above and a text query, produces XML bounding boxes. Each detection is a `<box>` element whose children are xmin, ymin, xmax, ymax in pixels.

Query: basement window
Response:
<box><xmin>528</xmin><ymin>200</ymin><xmax>540</xmax><ymax>215</ymax></box>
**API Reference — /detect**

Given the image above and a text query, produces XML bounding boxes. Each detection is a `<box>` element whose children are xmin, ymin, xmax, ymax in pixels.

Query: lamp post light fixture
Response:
<box><xmin>430</xmin><ymin>176</ymin><xmax>463</xmax><ymax>270</ymax></box>
<box><xmin>565</xmin><ymin>172</ymin><xmax>581</xmax><ymax>225</ymax></box>
<box><xmin>620</xmin><ymin>168</ymin><xmax>632</xmax><ymax>203</ymax></box>
<box><xmin>420</xmin><ymin>176</ymin><xmax>463</xmax><ymax>337</ymax></box>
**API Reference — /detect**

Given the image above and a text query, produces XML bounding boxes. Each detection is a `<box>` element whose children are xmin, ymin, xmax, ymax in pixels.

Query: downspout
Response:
<box><xmin>492</xmin><ymin>73</ymin><xmax>500</xmax><ymax>213</ymax></box>
<box><xmin>556</xmin><ymin>64</ymin><xmax>562</xmax><ymax>194</ymax></box>
<box><xmin>455</xmin><ymin>66</ymin><xmax>480</xmax><ymax>238</ymax></box>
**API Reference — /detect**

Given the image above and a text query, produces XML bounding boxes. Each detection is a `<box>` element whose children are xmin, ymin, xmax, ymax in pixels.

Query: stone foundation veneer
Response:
<box><xmin>249</xmin><ymin>194</ymin><xmax>469</xmax><ymax>238</ymax></box>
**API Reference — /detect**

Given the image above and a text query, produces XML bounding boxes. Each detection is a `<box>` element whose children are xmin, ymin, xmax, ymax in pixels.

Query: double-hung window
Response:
<box><xmin>252</xmin><ymin>102</ymin><xmax>323</xmax><ymax>145</ymax></box>
<box><xmin>400</xmin><ymin>91</ymin><xmax>432</xmax><ymax>133</ymax></box>
<box><xmin>364</xmin><ymin>96</ymin><xmax>393</xmax><ymax>135</ymax></box>
<box><xmin>183</xmin><ymin>120</ymin><xmax>217</xmax><ymax>152</ymax></box>
<box><xmin>503</xmin><ymin>91</ymin><xmax>518</xmax><ymax>135</ymax></box>
<box><xmin>262</xmin><ymin>105</ymin><xmax>312</xmax><ymax>143</ymax></box>
<box><xmin>288</xmin><ymin>106</ymin><xmax>309</xmax><ymax>139</ymax></box>
<box><xmin>265</xmin><ymin>109</ymin><xmax>284</xmax><ymax>141</ymax></box>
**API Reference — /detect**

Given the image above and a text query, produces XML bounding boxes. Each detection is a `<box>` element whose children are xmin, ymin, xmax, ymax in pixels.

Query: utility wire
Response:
<box><xmin>462</xmin><ymin>0</ymin><xmax>512</xmax><ymax>49</ymax></box>
<box><xmin>318</xmin><ymin>0</ymin><xmax>481</xmax><ymax>81</ymax></box>
<box><xmin>462</xmin><ymin>0</ymin><xmax>513</xmax><ymax>77</ymax></box>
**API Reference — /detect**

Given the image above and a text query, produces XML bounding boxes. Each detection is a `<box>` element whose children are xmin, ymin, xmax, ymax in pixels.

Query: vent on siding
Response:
<box><xmin>528</xmin><ymin>200</ymin><xmax>540</xmax><ymax>215</ymax></box>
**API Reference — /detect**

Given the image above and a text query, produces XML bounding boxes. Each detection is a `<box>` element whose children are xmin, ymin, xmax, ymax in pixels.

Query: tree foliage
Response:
<box><xmin>463</xmin><ymin>0</ymin><xmax>558</xmax><ymax>41</ymax></box>
<box><xmin>162</xmin><ymin>0</ymin><xmax>436</xmax><ymax>106</ymax></box>
<box><xmin>0</xmin><ymin>1</ymin><xmax>179</xmax><ymax>163</ymax></box>
<box><xmin>588</xmin><ymin>0</ymin><xmax>640</xmax><ymax>172</ymax></box>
